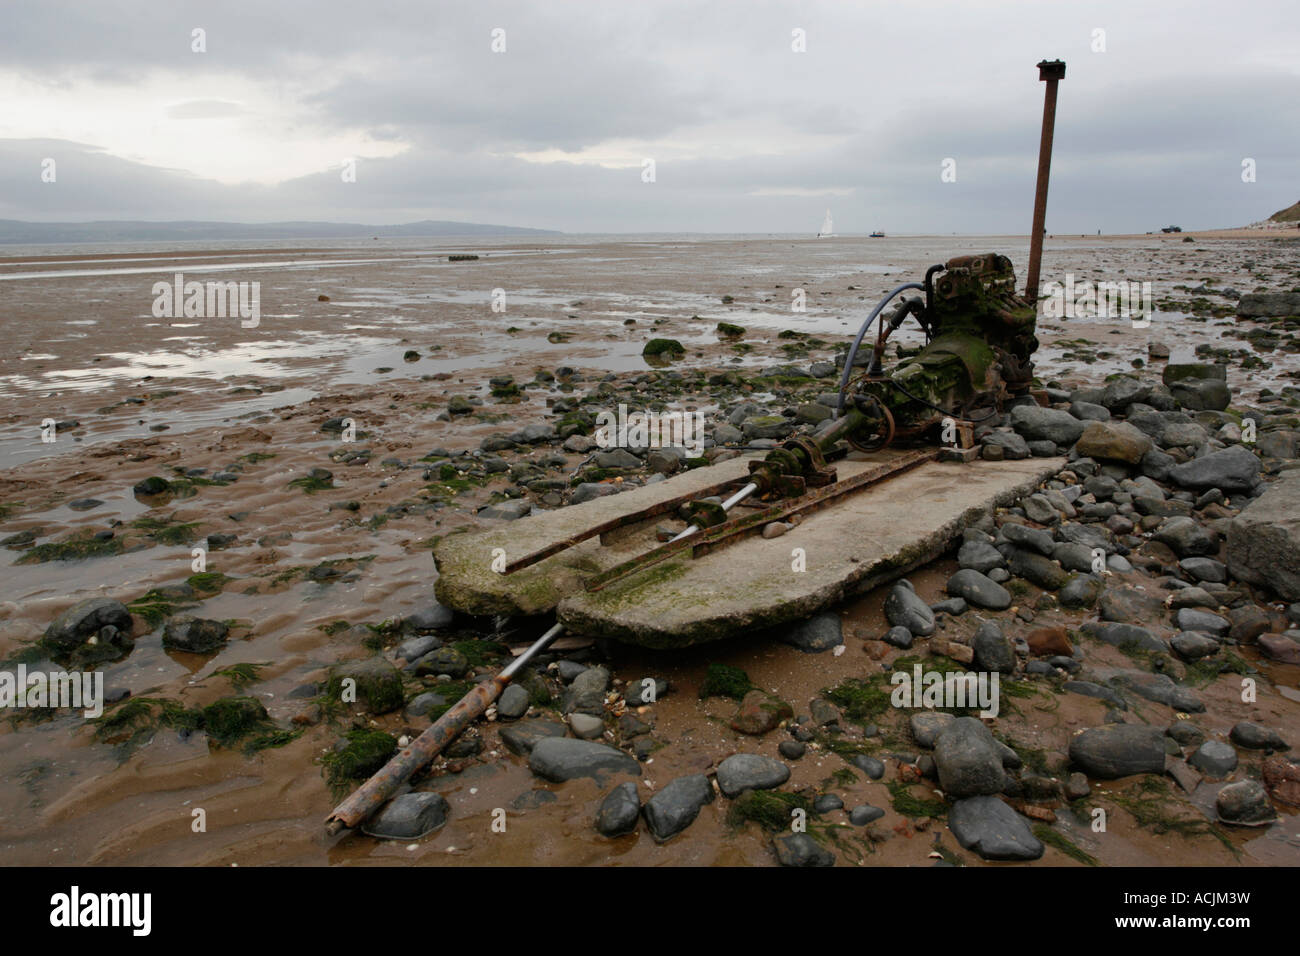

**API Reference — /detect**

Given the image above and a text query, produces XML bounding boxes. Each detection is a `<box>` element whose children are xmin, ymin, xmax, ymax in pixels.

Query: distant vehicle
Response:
<box><xmin>869</xmin><ymin>230</ymin><xmax>885</xmax><ymax>238</ymax></box>
<box><xmin>1161</xmin><ymin>225</ymin><xmax>1182</xmax><ymax>233</ymax></box>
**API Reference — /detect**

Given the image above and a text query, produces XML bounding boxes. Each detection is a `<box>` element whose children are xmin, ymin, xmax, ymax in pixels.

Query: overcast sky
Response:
<box><xmin>1</xmin><ymin>0</ymin><xmax>1296</xmax><ymax>234</ymax></box>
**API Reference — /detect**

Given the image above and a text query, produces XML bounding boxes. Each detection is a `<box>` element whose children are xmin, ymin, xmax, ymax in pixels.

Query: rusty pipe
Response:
<box><xmin>325</xmin><ymin>621</ymin><xmax>565</xmax><ymax>836</ymax></box>
<box><xmin>1025</xmin><ymin>59</ymin><xmax>1066</xmax><ymax>303</ymax></box>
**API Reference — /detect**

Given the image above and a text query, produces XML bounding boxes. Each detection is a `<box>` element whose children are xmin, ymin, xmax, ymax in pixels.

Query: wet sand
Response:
<box><xmin>1</xmin><ymin>233</ymin><xmax>1298</xmax><ymax>866</ymax></box>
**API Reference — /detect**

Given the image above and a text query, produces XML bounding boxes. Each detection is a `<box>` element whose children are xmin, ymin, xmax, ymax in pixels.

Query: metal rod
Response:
<box><xmin>325</xmin><ymin>621</ymin><xmax>565</xmax><ymax>836</ymax></box>
<box><xmin>1025</xmin><ymin>58</ymin><xmax>1066</xmax><ymax>303</ymax></box>
<box><xmin>668</xmin><ymin>482</ymin><xmax>758</xmax><ymax>543</ymax></box>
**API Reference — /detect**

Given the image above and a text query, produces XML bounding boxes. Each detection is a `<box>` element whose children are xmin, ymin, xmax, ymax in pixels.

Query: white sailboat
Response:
<box><xmin>817</xmin><ymin>209</ymin><xmax>835</xmax><ymax>238</ymax></box>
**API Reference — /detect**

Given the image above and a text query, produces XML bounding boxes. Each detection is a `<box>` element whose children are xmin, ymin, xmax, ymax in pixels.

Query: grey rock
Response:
<box><xmin>850</xmin><ymin>805</ymin><xmax>886</xmax><ymax>826</ymax></box>
<box><xmin>779</xmin><ymin>740</ymin><xmax>807</xmax><ymax>759</ymax></box>
<box><xmin>1065</xmin><ymin>681</ymin><xmax>1127</xmax><ymax>709</ymax></box>
<box><xmin>1167</xmin><ymin>721</ymin><xmax>1206</xmax><ymax>746</ymax></box>
<box><xmin>1069</xmin><ymin>724</ymin><xmax>1167</xmax><ymax>778</ymax></box>
<box><xmin>851</xmin><ymin>755</ymin><xmax>885</xmax><ymax>779</ymax></box>
<box><xmin>556</xmin><ymin>660</ymin><xmax>589</xmax><ymax>682</ymax></box>
<box><xmin>161</xmin><ymin>616</ymin><xmax>230</xmax><ymax>654</ymax></box>
<box><xmin>624</xmin><ymin>677</ymin><xmax>668</xmax><ymax>705</ymax></box>
<box><xmin>931</xmin><ymin>597</ymin><xmax>968</xmax><ymax>616</ymax></box>
<box><xmin>1002</xmin><ymin>523</ymin><xmax>1055</xmax><ymax>556</ymax></box>
<box><xmin>1112</xmin><ymin>671</ymin><xmax>1204</xmax><ymax>713</ymax></box>
<box><xmin>396</xmin><ymin>635</ymin><xmax>440</xmax><ymax>662</ymax></box>
<box><xmin>782</xmin><ymin>611</ymin><xmax>843</xmax><ymax>653</ymax></box>
<box><xmin>499</xmin><ymin>720</ymin><xmax>568</xmax><ymax>755</ymax></box>
<box><xmin>1188</xmin><ymin>740</ymin><xmax>1238</xmax><ymax>778</ymax></box>
<box><xmin>1069</xmin><ymin>401</ymin><xmax>1111</xmax><ymax>421</ymax></box>
<box><xmin>528</xmin><ymin>737</ymin><xmax>639</xmax><ymax>782</ymax></box>
<box><xmin>981</xmin><ymin>430</ymin><xmax>1031</xmax><ymax>459</ymax></box>
<box><xmin>933</xmin><ymin>717</ymin><xmax>1007</xmax><ymax>798</ymax></box>
<box><xmin>1179</xmin><ymin>557</ymin><xmax>1227</xmax><ymax>583</ymax></box>
<box><xmin>405</xmin><ymin>691</ymin><xmax>446</xmax><ymax>718</ymax></box>
<box><xmin>43</xmin><ymin>598</ymin><xmax>133</xmax><ymax>652</ymax></box>
<box><xmin>1059</xmin><ymin>573</ymin><xmax>1104</xmax><ymax>609</ymax></box>
<box><xmin>497</xmin><ymin>683</ymin><xmax>530</xmax><ymax>720</ymax></box>
<box><xmin>415</xmin><ymin>646</ymin><xmax>469</xmax><ymax>678</ymax></box>
<box><xmin>946</xmin><ymin>569</ymin><xmax>1012</xmax><ymax>610</ymax></box>
<box><xmin>1009</xmin><ymin>405</ymin><xmax>1086</xmax><ymax>445</ymax></box>
<box><xmin>716</xmin><ymin>754</ymin><xmax>791</xmax><ymax>797</ymax></box>
<box><xmin>1153</xmin><ymin>516</ymin><xmax>1219</xmax><ymax>558</ymax></box>
<box><xmin>1216</xmin><ymin>779</ymin><xmax>1277</xmax><ymax>826</ymax></box>
<box><xmin>1226</xmin><ymin>471</ymin><xmax>1300</xmax><ymax>600</ymax></box>
<box><xmin>1008</xmin><ymin>549</ymin><xmax>1069</xmax><ymax>590</ymax></box>
<box><xmin>362</xmin><ymin>792</ymin><xmax>450</xmax><ymax>839</ymax></box>
<box><xmin>596</xmin><ymin>781</ymin><xmax>641</xmax><ymax>837</ymax></box>
<box><xmin>1082</xmin><ymin>622</ymin><xmax>1167</xmax><ymax>653</ymax></box>
<box><xmin>910</xmin><ymin>711</ymin><xmax>956</xmax><ymax>748</ymax></box>
<box><xmin>1236</xmin><ymin>291</ymin><xmax>1300</xmax><ymax>317</ymax></box>
<box><xmin>884</xmin><ymin>582</ymin><xmax>936</xmax><ymax>636</ymax></box>
<box><xmin>814</xmin><ymin>793</ymin><xmax>844</xmax><ymax>813</ymax></box>
<box><xmin>1171</xmin><ymin>631</ymin><xmax>1221</xmax><ymax>660</ymax></box>
<box><xmin>772</xmin><ymin>832</ymin><xmax>835</xmax><ymax>867</ymax></box>
<box><xmin>958</xmin><ymin>538</ymin><xmax>1005</xmax><ymax>573</ymax></box>
<box><xmin>642</xmin><ymin>774</ymin><xmax>714</xmax><ymax>841</ymax></box>
<box><xmin>1167</xmin><ymin>445</ymin><xmax>1260</xmax><ymax>494</ymax></box>
<box><xmin>405</xmin><ymin>600</ymin><xmax>454</xmax><ymax>630</ymax></box>
<box><xmin>1229</xmin><ymin>721</ymin><xmax>1287</xmax><ymax>751</ymax></box>
<box><xmin>882</xmin><ymin>625</ymin><xmax>914</xmax><ymax>649</ymax></box>
<box><xmin>1170</xmin><ymin>378</ymin><xmax>1231</xmax><ymax>412</ymax></box>
<box><xmin>571</xmin><ymin>482</ymin><xmax>620</xmax><ymax>505</ymax></box>
<box><xmin>972</xmin><ymin>620</ymin><xmax>1016</xmax><ymax>673</ymax></box>
<box><xmin>1053</xmin><ymin>542</ymin><xmax>1098</xmax><ymax>573</ymax></box>
<box><xmin>1174</xmin><ymin>608</ymin><xmax>1229</xmax><ymax>638</ymax></box>
<box><xmin>478</xmin><ymin>498</ymin><xmax>533</xmax><ymax>520</ymax></box>
<box><xmin>948</xmin><ymin>796</ymin><xmax>1044</xmax><ymax>861</ymax></box>
<box><xmin>562</xmin><ymin>665</ymin><xmax>610</xmax><ymax>716</ymax></box>
<box><xmin>568</xmin><ymin>713</ymin><xmax>605</xmax><ymax>739</ymax></box>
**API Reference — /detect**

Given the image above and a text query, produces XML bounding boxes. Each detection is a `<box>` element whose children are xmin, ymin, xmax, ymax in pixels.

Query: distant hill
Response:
<box><xmin>1269</xmin><ymin>201</ymin><xmax>1300</xmax><ymax>223</ymax></box>
<box><xmin>0</xmin><ymin>219</ymin><xmax>560</xmax><ymax>244</ymax></box>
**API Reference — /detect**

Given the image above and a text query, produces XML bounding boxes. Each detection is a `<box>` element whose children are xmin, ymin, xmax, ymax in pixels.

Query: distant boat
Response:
<box><xmin>869</xmin><ymin>230</ymin><xmax>885</xmax><ymax>238</ymax></box>
<box><xmin>817</xmin><ymin>210</ymin><xmax>835</xmax><ymax>238</ymax></box>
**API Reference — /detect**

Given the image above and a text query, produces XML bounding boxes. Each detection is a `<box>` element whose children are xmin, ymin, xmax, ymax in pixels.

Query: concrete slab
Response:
<box><xmin>434</xmin><ymin>451</ymin><xmax>1065</xmax><ymax>647</ymax></box>
<box><xmin>434</xmin><ymin>454</ymin><xmax>761</xmax><ymax>617</ymax></box>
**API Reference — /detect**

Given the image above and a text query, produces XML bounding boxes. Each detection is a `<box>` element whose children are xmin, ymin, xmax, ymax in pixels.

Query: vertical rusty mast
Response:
<box><xmin>1025</xmin><ymin>59</ymin><xmax>1066</xmax><ymax>303</ymax></box>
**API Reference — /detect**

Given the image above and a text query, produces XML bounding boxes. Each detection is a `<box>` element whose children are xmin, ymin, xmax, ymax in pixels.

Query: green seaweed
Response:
<box><xmin>887</xmin><ymin>781</ymin><xmax>947</xmax><ymax>819</ymax></box>
<box><xmin>1033</xmin><ymin>824</ymin><xmax>1099</xmax><ymax>866</ymax></box>
<box><xmin>322</xmin><ymin>729</ymin><xmax>398</xmax><ymax>794</ymax></box>
<box><xmin>698</xmin><ymin>663</ymin><xmax>754</xmax><ymax>700</ymax></box>
<box><xmin>727</xmin><ymin>789</ymin><xmax>813</xmax><ymax>831</ymax></box>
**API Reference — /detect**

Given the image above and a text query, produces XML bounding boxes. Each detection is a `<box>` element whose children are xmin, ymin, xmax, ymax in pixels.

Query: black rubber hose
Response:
<box><xmin>834</xmin><ymin>282</ymin><xmax>925</xmax><ymax>419</ymax></box>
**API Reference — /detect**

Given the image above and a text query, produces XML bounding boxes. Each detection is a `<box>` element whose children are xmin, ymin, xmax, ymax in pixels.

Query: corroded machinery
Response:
<box><xmin>836</xmin><ymin>252</ymin><xmax>1039</xmax><ymax>452</ymax></box>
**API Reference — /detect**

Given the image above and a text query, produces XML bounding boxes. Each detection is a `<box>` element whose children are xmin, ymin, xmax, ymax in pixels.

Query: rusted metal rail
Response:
<box><xmin>324</xmin><ymin>621</ymin><xmax>564</xmax><ymax>836</ymax></box>
<box><xmin>502</xmin><ymin>473</ymin><xmax>747</xmax><ymax>574</ymax></box>
<box><xmin>585</xmin><ymin>448</ymin><xmax>940</xmax><ymax>592</ymax></box>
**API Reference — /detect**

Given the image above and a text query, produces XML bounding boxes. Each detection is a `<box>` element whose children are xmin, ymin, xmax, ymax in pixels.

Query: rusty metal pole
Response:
<box><xmin>324</xmin><ymin>621</ymin><xmax>565</xmax><ymax>836</ymax></box>
<box><xmin>1025</xmin><ymin>59</ymin><xmax>1066</xmax><ymax>303</ymax></box>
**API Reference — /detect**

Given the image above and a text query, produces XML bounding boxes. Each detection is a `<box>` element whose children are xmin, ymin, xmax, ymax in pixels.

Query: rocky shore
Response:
<box><xmin>1</xmin><ymin>238</ymin><xmax>1298</xmax><ymax>866</ymax></box>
